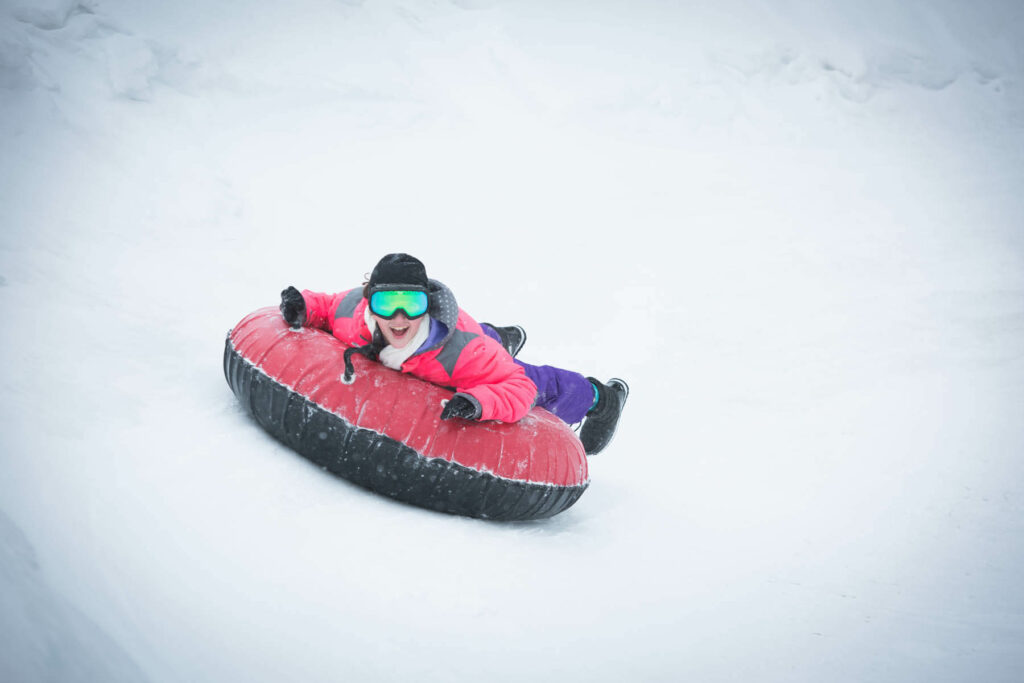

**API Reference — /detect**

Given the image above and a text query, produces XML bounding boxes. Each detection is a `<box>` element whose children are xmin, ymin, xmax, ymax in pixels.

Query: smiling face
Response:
<box><xmin>371</xmin><ymin>311</ymin><xmax>424</xmax><ymax>349</ymax></box>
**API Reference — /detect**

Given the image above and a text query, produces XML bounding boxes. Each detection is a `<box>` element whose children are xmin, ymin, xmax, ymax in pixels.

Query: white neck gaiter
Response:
<box><xmin>366</xmin><ymin>307</ymin><xmax>432</xmax><ymax>370</ymax></box>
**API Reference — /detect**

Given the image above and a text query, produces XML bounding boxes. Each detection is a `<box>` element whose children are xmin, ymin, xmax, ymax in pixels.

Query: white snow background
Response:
<box><xmin>2</xmin><ymin>0</ymin><xmax>1023</xmax><ymax>681</ymax></box>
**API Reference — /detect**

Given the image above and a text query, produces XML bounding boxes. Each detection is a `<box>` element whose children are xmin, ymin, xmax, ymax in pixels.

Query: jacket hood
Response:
<box><xmin>422</xmin><ymin>279</ymin><xmax>459</xmax><ymax>352</ymax></box>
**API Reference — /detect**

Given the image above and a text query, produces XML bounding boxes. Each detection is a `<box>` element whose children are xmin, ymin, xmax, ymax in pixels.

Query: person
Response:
<box><xmin>279</xmin><ymin>253</ymin><xmax>628</xmax><ymax>455</ymax></box>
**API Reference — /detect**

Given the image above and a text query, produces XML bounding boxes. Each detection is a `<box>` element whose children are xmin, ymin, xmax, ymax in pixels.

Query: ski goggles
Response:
<box><xmin>368</xmin><ymin>290</ymin><xmax>429</xmax><ymax>319</ymax></box>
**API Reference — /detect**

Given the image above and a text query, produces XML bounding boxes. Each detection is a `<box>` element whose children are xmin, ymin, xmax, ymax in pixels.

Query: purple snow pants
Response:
<box><xmin>481</xmin><ymin>325</ymin><xmax>595</xmax><ymax>424</ymax></box>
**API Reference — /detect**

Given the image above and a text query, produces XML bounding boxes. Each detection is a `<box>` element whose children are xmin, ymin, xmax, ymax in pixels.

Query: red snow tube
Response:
<box><xmin>223</xmin><ymin>307</ymin><xmax>589</xmax><ymax>520</ymax></box>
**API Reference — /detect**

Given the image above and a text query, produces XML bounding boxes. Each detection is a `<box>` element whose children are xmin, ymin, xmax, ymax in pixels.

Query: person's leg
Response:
<box><xmin>515</xmin><ymin>360</ymin><xmax>595</xmax><ymax>424</ymax></box>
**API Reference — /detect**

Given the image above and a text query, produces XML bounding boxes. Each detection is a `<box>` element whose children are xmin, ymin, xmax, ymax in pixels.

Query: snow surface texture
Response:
<box><xmin>1</xmin><ymin>0</ymin><xmax>1023</xmax><ymax>681</ymax></box>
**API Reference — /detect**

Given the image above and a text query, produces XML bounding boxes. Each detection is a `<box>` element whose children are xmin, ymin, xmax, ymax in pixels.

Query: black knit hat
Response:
<box><xmin>367</xmin><ymin>253</ymin><xmax>429</xmax><ymax>294</ymax></box>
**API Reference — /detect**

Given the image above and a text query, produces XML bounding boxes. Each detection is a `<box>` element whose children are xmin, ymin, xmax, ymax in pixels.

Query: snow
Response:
<box><xmin>1</xmin><ymin>0</ymin><xmax>1022</xmax><ymax>680</ymax></box>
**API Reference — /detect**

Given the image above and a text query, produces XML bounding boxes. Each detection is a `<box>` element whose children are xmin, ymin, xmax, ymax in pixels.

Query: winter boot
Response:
<box><xmin>483</xmin><ymin>323</ymin><xmax>527</xmax><ymax>358</ymax></box>
<box><xmin>579</xmin><ymin>378</ymin><xmax>629</xmax><ymax>455</ymax></box>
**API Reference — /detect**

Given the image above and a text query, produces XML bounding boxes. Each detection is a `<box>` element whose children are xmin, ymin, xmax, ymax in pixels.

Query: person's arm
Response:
<box><xmin>448</xmin><ymin>337</ymin><xmax>537</xmax><ymax>423</ymax></box>
<box><xmin>299</xmin><ymin>289</ymin><xmax>346</xmax><ymax>331</ymax></box>
<box><xmin>280</xmin><ymin>287</ymin><xmax>360</xmax><ymax>333</ymax></box>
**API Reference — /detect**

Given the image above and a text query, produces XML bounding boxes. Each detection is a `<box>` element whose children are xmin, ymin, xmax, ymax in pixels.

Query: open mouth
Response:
<box><xmin>389</xmin><ymin>325</ymin><xmax>411</xmax><ymax>339</ymax></box>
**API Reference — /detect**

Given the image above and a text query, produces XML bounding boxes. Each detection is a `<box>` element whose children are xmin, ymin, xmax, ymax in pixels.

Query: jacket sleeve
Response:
<box><xmin>302</xmin><ymin>287</ymin><xmax>373</xmax><ymax>346</ymax></box>
<box><xmin>300</xmin><ymin>289</ymin><xmax>339</xmax><ymax>331</ymax></box>
<box><xmin>451</xmin><ymin>337</ymin><xmax>537</xmax><ymax>423</ymax></box>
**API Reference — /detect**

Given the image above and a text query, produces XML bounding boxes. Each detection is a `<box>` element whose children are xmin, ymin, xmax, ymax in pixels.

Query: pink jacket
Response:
<box><xmin>300</xmin><ymin>283</ymin><xmax>537</xmax><ymax>423</ymax></box>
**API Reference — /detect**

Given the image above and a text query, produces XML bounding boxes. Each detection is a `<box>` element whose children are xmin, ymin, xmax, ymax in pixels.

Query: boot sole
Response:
<box><xmin>605</xmin><ymin>378</ymin><xmax>629</xmax><ymax>450</ymax></box>
<box><xmin>609</xmin><ymin>377</ymin><xmax>629</xmax><ymax>404</ymax></box>
<box><xmin>508</xmin><ymin>325</ymin><xmax>526</xmax><ymax>357</ymax></box>
<box><xmin>483</xmin><ymin>323</ymin><xmax>526</xmax><ymax>357</ymax></box>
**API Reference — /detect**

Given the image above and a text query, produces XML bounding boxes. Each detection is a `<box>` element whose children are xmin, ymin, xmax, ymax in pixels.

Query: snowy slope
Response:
<box><xmin>2</xmin><ymin>1</ymin><xmax>1023</xmax><ymax>681</ymax></box>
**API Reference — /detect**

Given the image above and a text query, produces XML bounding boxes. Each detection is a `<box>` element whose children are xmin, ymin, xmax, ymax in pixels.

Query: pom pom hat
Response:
<box><xmin>366</xmin><ymin>253</ymin><xmax>429</xmax><ymax>295</ymax></box>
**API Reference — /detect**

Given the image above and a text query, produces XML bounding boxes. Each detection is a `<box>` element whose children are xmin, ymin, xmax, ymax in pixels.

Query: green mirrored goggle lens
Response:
<box><xmin>369</xmin><ymin>290</ymin><xmax>429</xmax><ymax>319</ymax></box>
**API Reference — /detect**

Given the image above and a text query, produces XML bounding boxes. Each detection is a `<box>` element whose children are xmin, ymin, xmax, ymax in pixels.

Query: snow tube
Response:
<box><xmin>223</xmin><ymin>307</ymin><xmax>589</xmax><ymax>520</ymax></box>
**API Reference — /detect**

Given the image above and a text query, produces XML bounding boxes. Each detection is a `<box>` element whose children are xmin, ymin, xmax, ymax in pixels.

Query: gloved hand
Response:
<box><xmin>280</xmin><ymin>286</ymin><xmax>306</xmax><ymax>329</ymax></box>
<box><xmin>440</xmin><ymin>393</ymin><xmax>482</xmax><ymax>421</ymax></box>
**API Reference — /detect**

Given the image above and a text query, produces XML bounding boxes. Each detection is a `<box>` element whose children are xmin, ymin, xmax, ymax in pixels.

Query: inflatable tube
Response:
<box><xmin>223</xmin><ymin>307</ymin><xmax>589</xmax><ymax>520</ymax></box>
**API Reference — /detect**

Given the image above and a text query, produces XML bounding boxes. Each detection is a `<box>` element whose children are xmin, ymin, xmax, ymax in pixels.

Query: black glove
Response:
<box><xmin>440</xmin><ymin>393</ymin><xmax>482</xmax><ymax>421</ymax></box>
<box><xmin>280</xmin><ymin>286</ymin><xmax>306</xmax><ymax>329</ymax></box>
